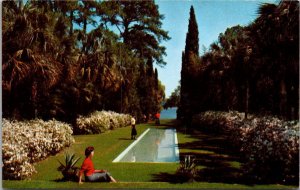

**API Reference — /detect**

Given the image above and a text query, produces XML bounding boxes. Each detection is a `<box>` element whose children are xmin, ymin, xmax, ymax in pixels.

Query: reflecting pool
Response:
<box><xmin>113</xmin><ymin>128</ymin><xmax>179</xmax><ymax>163</ymax></box>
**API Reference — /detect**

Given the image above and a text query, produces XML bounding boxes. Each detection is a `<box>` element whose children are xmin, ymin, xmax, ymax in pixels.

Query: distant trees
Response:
<box><xmin>164</xmin><ymin>85</ymin><xmax>180</xmax><ymax>109</ymax></box>
<box><xmin>2</xmin><ymin>1</ymin><xmax>169</xmax><ymax>122</ymax></box>
<box><xmin>179</xmin><ymin>1</ymin><xmax>299</xmax><ymax>122</ymax></box>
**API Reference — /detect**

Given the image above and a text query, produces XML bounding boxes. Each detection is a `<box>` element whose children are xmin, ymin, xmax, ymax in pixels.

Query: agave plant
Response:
<box><xmin>57</xmin><ymin>153</ymin><xmax>80</xmax><ymax>181</ymax></box>
<box><xmin>176</xmin><ymin>155</ymin><xmax>198</xmax><ymax>182</ymax></box>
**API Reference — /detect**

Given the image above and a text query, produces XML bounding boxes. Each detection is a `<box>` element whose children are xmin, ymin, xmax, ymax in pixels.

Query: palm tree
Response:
<box><xmin>2</xmin><ymin>1</ymin><xmax>65</xmax><ymax>118</ymax></box>
<box><xmin>3</xmin><ymin>0</ymin><xmax>168</xmax><ymax>122</ymax></box>
<box><xmin>251</xmin><ymin>1</ymin><xmax>299</xmax><ymax>118</ymax></box>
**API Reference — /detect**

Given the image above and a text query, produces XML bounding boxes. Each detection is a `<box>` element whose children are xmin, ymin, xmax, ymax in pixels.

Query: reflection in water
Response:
<box><xmin>118</xmin><ymin>128</ymin><xmax>179</xmax><ymax>163</ymax></box>
<box><xmin>131</xmin><ymin>151</ymin><xmax>136</xmax><ymax>162</ymax></box>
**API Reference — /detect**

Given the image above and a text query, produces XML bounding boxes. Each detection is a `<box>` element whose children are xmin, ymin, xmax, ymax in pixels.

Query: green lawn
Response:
<box><xmin>3</xmin><ymin>120</ymin><xmax>297</xmax><ymax>189</ymax></box>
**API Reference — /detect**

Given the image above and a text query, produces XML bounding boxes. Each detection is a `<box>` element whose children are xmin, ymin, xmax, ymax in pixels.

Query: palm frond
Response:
<box><xmin>69</xmin><ymin>153</ymin><xmax>75</xmax><ymax>165</ymax></box>
<box><xmin>4</xmin><ymin>54</ymin><xmax>31</xmax><ymax>87</ymax></box>
<box><xmin>70</xmin><ymin>157</ymin><xmax>81</xmax><ymax>168</ymax></box>
<box><xmin>57</xmin><ymin>158</ymin><xmax>65</xmax><ymax>167</ymax></box>
<box><xmin>257</xmin><ymin>3</ymin><xmax>277</xmax><ymax>17</ymax></box>
<box><xmin>65</xmin><ymin>153</ymin><xmax>69</xmax><ymax>166</ymax></box>
<box><xmin>57</xmin><ymin>153</ymin><xmax>80</xmax><ymax>171</ymax></box>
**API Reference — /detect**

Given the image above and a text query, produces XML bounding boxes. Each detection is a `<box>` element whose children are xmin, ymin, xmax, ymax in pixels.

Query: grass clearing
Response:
<box><xmin>3</xmin><ymin>120</ymin><xmax>297</xmax><ymax>189</ymax></box>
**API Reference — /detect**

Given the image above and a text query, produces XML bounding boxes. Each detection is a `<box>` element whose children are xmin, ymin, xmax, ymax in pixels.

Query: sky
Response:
<box><xmin>155</xmin><ymin>0</ymin><xmax>277</xmax><ymax>98</ymax></box>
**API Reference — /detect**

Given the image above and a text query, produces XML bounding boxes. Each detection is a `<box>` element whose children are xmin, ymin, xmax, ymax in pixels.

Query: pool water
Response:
<box><xmin>113</xmin><ymin>128</ymin><xmax>179</xmax><ymax>163</ymax></box>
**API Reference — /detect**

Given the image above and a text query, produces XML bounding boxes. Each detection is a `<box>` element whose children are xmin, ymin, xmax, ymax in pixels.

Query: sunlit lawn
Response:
<box><xmin>3</xmin><ymin>120</ymin><xmax>297</xmax><ymax>189</ymax></box>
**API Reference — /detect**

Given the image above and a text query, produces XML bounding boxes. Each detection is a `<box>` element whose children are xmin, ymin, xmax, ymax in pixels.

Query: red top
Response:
<box><xmin>79</xmin><ymin>157</ymin><xmax>95</xmax><ymax>176</ymax></box>
<box><xmin>155</xmin><ymin>113</ymin><xmax>160</xmax><ymax>119</ymax></box>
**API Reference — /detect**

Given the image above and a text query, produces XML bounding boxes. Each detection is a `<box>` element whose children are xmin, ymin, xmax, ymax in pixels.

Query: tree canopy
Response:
<box><xmin>2</xmin><ymin>0</ymin><xmax>169</xmax><ymax>122</ymax></box>
<box><xmin>178</xmin><ymin>1</ymin><xmax>299</xmax><ymax>121</ymax></box>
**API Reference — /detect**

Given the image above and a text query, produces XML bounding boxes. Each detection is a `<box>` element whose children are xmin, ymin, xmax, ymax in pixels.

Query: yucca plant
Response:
<box><xmin>57</xmin><ymin>153</ymin><xmax>81</xmax><ymax>181</ymax></box>
<box><xmin>176</xmin><ymin>155</ymin><xmax>198</xmax><ymax>182</ymax></box>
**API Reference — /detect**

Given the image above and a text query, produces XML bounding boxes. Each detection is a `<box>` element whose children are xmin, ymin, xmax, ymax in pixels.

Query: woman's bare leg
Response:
<box><xmin>110</xmin><ymin>176</ymin><xmax>117</xmax><ymax>183</ymax></box>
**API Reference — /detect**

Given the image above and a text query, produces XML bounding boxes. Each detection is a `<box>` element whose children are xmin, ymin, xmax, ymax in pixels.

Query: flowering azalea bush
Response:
<box><xmin>2</xmin><ymin>119</ymin><xmax>74</xmax><ymax>180</ymax></box>
<box><xmin>240</xmin><ymin>120</ymin><xmax>299</xmax><ymax>183</ymax></box>
<box><xmin>193</xmin><ymin>111</ymin><xmax>299</xmax><ymax>183</ymax></box>
<box><xmin>75</xmin><ymin>110</ymin><xmax>131</xmax><ymax>134</ymax></box>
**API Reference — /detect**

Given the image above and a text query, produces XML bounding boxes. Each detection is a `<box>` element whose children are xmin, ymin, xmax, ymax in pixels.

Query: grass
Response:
<box><xmin>3</xmin><ymin>119</ymin><xmax>298</xmax><ymax>189</ymax></box>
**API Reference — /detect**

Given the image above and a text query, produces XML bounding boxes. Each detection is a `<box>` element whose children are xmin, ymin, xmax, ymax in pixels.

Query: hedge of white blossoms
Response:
<box><xmin>193</xmin><ymin>111</ymin><xmax>299</xmax><ymax>182</ymax></box>
<box><xmin>75</xmin><ymin>110</ymin><xmax>131</xmax><ymax>134</ymax></box>
<box><xmin>2</xmin><ymin>119</ymin><xmax>74</xmax><ymax>180</ymax></box>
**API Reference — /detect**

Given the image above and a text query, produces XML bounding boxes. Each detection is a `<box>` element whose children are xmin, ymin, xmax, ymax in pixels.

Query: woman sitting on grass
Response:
<box><xmin>79</xmin><ymin>146</ymin><xmax>117</xmax><ymax>184</ymax></box>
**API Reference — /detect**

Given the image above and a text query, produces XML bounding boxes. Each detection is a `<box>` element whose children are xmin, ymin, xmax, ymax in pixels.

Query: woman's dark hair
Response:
<box><xmin>85</xmin><ymin>146</ymin><xmax>94</xmax><ymax>157</ymax></box>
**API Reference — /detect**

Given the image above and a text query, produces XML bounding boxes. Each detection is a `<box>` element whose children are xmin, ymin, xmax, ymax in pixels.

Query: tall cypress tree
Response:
<box><xmin>179</xmin><ymin>5</ymin><xmax>199</xmax><ymax>127</ymax></box>
<box><xmin>146</xmin><ymin>57</ymin><xmax>154</xmax><ymax>77</ymax></box>
<box><xmin>185</xmin><ymin>6</ymin><xmax>199</xmax><ymax>56</ymax></box>
<box><xmin>142</xmin><ymin>57</ymin><xmax>155</xmax><ymax>116</ymax></box>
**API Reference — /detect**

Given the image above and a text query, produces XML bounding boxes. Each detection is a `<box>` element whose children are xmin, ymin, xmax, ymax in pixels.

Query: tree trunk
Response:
<box><xmin>82</xmin><ymin>19</ymin><xmax>87</xmax><ymax>53</ymax></box>
<box><xmin>123</xmin><ymin>20</ymin><xmax>130</xmax><ymax>44</ymax></box>
<box><xmin>18</xmin><ymin>0</ymin><xmax>23</xmax><ymax>10</ymax></box>
<box><xmin>279</xmin><ymin>79</ymin><xmax>287</xmax><ymax>119</ymax></box>
<box><xmin>245</xmin><ymin>81</ymin><xmax>249</xmax><ymax>119</ymax></box>
<box><xmin>69</xmin><ymin>10</ymin><xmax>74</xmax><ymax>36</ymax></box>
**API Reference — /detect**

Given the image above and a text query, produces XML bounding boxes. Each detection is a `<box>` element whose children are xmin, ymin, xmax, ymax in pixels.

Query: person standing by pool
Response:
<box><xmin>79</xmin><ymin>146</ymin><xmax>117</xmax><ymax>184</ymax></box>
<box><xmin>131</xmin><ymin>116</ymin><xmax>137</xmax><ymax>140</ymax></box>
<box><xmin>155</xmin><ymin>112</ymin><xmax>160</xmax><ymax>125</ymax></box>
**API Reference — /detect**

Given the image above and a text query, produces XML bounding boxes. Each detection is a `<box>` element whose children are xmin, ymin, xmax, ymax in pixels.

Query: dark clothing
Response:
<box><xmin>131</xmin><ymin>124</ymin><xmax>137</xmax><ymax>139</ymax></box>
<box><xmin>155</xmin><ymin>118</ymin><xmax>160</xmax><ymax>125</ymax></box>
<box><xmin>155</xmin><ymin>113</ymin><xmax>160</xmax><ymax>125</ymax></box>
<box><xmin>131</xmin><ymin>126</ymin><xmax>137</xmax><ymax>136</ymax></box>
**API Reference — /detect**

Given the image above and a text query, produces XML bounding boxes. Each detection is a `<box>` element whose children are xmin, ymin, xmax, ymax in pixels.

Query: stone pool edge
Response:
<box><xmin>174</xmin><ymin>129</ymin><xmax>180</xmax><ymax>162</ymax></box>
<box><xmin>112</xmin><ymin>128</ymin><xmax>151</xmax><ymax>162</ymax></box>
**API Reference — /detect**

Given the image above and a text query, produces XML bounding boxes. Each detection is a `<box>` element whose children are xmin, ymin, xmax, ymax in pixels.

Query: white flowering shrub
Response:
<box><xmin>75</xmin><ymin>110</ymin><xmax>131</xmax><ymax>134</ymax></box>
<box><xmin>193</xmin><ymin>111</ymin><xmax>299</xmax><ymax>183</ymax></box>
<box><xmin>2</xmin><ymin>119</ymin><xmax>75</xmax><ymax>180</ymax></box>
<box><xmin>240</xmin><ymin>119</ymin><xmax>299</xmax><ymax>183</ymax></box>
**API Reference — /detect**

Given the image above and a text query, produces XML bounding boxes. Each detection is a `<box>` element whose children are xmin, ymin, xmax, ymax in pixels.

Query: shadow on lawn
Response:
<box><xmin>53</xmin><ymin>178</ymin><xmax>76</xmax><ymax>182</ymax></box>
<box><xmin>151</xmin><ymin>121</ymin><xmax>257</xmax><ymax>185</ymax></box>
<box><xmin>159</xmin><ymin>119</ymin><xmax>181</xmax><ymax>128</ymax></box>
<box><xmin>118</xmin><ymin>137</ymin><xmax>132</xmax><ymax>140</ymax></box>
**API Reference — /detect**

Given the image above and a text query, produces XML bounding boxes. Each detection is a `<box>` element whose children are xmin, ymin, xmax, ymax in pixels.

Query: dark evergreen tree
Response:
<box><xmin>185</xmin><ymin>6</ymin><xmax>199</xmax><ymax>56</ymax></box>
<box><xmin>179</xmin><ymin>6</ymin><xmax>200</xmax><ymax>127</ymax></box>
<box><xmin>146</xmin><ymin>57</ymin><xmax>156</xmax><ymax>115</ymax></box>
<box><xmin>154</xmin><ymin>68</ymin><xmax>159</xmax><ymax>90</ymax></box>
<box><xmin>137</xmin><ymin>62</ymin><xmax>146</xmax><ymax>109</ymax></box>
